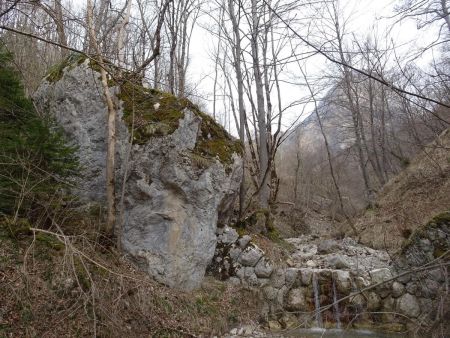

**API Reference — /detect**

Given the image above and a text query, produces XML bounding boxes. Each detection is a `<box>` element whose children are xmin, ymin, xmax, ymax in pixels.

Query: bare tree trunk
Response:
<box><xmin>36</xmin><ymin>0</ymin><xmax>68</xmax><ymax>57</ymax></box>
<box><xmin>87</xmin><ymin>0</ymin><xmax>117</xmax><ymax>236</ymax></box>
<box><xmin>54</xmin><ymin>0</ymin><xmax>67</xmax><ymax>57</ymax></box>
<box><xmin>213</xmin><ymin>6</ymin><xmax>224</xmax><ymax>120</ymax></box>
<box><xmin>116</xmin><ymin>0</ymin><xmax>132</xmax><ymax>71</ymax></box>
<box><xmin>251</xmin><ymin>0</ymin><xmax>270</xmax><ymax>208</ymax></box>
<box><xmin>294</xmin><ymin>148</ymin><xmax>301</xmax><ymax>204</ymax></box>
<box><xmin>228</xmin><ymin>0</ymin><xmax>247</xmax><ymax>218</ymax></box>
<box><xmin>441</xmin><ymin>0</ymin><xmax>450</xmax><ymax>32</ymax></box>
<box><xmin>367</xmin><ymin>77</ymin><xmax>386</xmax><ymax>185</ymax></box>
<box><xmin>332</xmin><ymin>2</ymin><xmax>374</xmax><ymax>205</ymax></box>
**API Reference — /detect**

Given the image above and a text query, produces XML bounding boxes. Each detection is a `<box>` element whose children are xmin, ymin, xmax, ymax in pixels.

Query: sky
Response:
<box><xmin>67</xmin><ymin>0</ymin><xmax>444</xmax><ymax>136</ymax></box>
<box><xmin>186</xmin><ymin>0</ymin><xmax>443</xmax><ymax>135</ymax></box>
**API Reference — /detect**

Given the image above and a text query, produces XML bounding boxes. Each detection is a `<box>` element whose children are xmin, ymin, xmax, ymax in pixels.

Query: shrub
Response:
<box><xmin>0</xmin><ymin>45</ymin><xmax>78</xmax><ymax>219</ymax></box>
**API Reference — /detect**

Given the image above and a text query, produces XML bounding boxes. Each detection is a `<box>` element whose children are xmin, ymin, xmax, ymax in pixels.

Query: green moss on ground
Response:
<box><xmin>118</xmin><ymin>82</ymin><xmax>242</xmax><ymax>165</ymax></box>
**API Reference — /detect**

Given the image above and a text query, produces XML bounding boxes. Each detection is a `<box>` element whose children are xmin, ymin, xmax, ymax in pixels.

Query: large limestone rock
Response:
<box><xmin>34</xmin><ymin>55</ymin><xmax>129</xmax><ymax>202</ymax></box>
<box><xmin>34</xmin><ymin>56</ymin><xmax>243</xmax><ymax>290</ymax></box>
<box><xmin>122</xmin><ymin>109</ymin><xmax>242</xmax><ymax>290</ymax></box>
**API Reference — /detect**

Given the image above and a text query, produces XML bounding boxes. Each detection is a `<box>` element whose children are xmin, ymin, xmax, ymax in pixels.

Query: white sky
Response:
<box><xmin>68</xmin><ymin>0</ymin><xmax>444</xmax><ymax>136</ymax></box>
<box><xmin>187</xmin><ymin>0</ymin><xmax>442</xmax><ymax>135</ymax></box>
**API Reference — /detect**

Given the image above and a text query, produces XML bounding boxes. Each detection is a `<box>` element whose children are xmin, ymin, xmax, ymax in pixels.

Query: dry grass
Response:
<box><xmin>0</xmin><ymin>214</ymin><xmax>263</xmax><ymax>338</ymax></box>
<box><xmin>354</xmin><ymin>128</ymin><xmax>450</xmax><ymax>251</ymax></box>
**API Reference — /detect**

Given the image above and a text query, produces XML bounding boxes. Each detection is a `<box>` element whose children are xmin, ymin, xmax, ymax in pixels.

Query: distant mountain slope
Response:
<box><xmin>355</xmin><ymin>128</ymin><xmax>450</xmax><ymax>250</ymax></box>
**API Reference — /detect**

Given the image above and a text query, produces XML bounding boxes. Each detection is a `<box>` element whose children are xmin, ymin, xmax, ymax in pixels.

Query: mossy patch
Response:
<box><xmin>192</xmin><ymin>109</ymin><xmax>243</xmax><ymax>165</ymax></box>
<box><xmin>45</xmin><ymin>53</ymin><xmax>86</xmax><ymax>83</ymax></box>
<box><xmin>45</xmin><ymin>56</ymin><xmax>242</xmax><ymax>167</ymax></box>
<box><xmin>118</xmin><ymin>82</ymin><xmax>242</xmax><ymax>165</ymax></box>
<box><xmin>118</xmin><ymin>82</ymin><xmax>185</xmax><ymax>143</ymax></box>
<box><xmin>36</xmin><ymin>233</ymin><xmax>65</xmax><ymax>251</ymax></box>
<box><xmin>401</xmin><ymin>210</ymin><xmax>450</xmax><ymax>254</ymax></box>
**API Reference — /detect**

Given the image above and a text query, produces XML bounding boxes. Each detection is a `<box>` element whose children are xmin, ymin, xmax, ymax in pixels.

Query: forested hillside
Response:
<box><xmin>0</xmin><ymin>0</ymin><xmax>449</xmax><ymax>337</ymax></box>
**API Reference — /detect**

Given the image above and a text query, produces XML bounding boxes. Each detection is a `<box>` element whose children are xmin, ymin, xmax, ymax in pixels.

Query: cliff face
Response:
<box><xmin>34</xmin><ymin>56</ymin><xmax>243</xmax><ymax>290</ymax></box>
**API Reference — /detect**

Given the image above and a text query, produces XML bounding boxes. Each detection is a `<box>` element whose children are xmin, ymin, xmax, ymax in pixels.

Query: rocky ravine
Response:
<box><xmin>33</xmin><ymin>56</ymin><xmax>243</xmax><ymax>291</ymax></box>
<box><xmin>210</xmin><ymin>212</ymin><xmax>450</xmax><ymax>335</ymax></box>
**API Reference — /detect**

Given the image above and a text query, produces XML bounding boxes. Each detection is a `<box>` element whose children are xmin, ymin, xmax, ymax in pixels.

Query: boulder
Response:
<box><xmin>300</xmin><ymin>269</ymin><xmax>313</xmax><ymax>286</ymax></box>
<box><xmin>397</xmin><ymin>293</ymin><xmax>421</xmax><ymax>318</ymax></box>
<box><xmin>366</xmin><ymin>292</ymin><xmax>381</xmax><ymax>311</ymax></box>
<box><xmin>238</xmin><ymin>235</ymin><xmax>252</xmax><ymax>249</ymax></box>
<box><xmin>369</xmin><ymin>268</ymin><xmax>393</xmax><ymax>285</ymax></box>
<box><xmin>325</xmin><ymin>254</ymin><xmax>351</xmax><ymax>269</ymax></box>
<box><xmin>219</xmin><ymin>227</ymin><xmax>239</xmax><ymax>244</ymax></box>
<box><xmin>369</xmin><ymin>268</ymin><xmax>393</xmax><ymax>297</ymax></box>
<box><xmin>271</xmin><ymin>269</ymin><xmax>286</xmax><ymax>288</ymax></box>
<box><xmin>333</xmin><ymin>270</ymin><xmax>351</xmax><ymax>294</ymax></box>
<box><xmin>391</xmin><ymin>281</ymin><xmax>405</xmax><ymax>298</ymax></box>
<box><xmin>285</xmin><ymin>268</ymin><xmax>300</xmax><ymax>287</ymax></box>
<box><xmin>286</xmin><ymin>288</ymin><xmax>307</xmax><ymax>311</ymax></box>
<box><xmin>239</xmin><ymin>245</ymin><xmax>264</xmax><ymax>267</ymax></box>
<box><xmin>317</xmin><ymin>239</ymin><xmax>340</xmax><ymax>254</ymax></box>
<box><xmin>254</xmin><ymin>258</ymin><xmax>274</xmax><ymax>278</ymax></box>
<box><xmin>34</xmin><ymin>56</ymin><xmax>129</xmax><ymax>202</ymax></box>
<box><xmin>34</xmin><ymin>58</ymin><xmax>243</xmax><ymax>291</ymax></box>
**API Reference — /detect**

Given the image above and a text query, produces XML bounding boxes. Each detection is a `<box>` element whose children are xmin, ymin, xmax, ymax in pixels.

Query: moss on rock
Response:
<box><xmin>118</xmin><ymin>82</ymin><xmax>242</xmax><ymax>166</ymax></box>
<box><xmin>401</xmin><ymin>210</ymin><xmax>450</xmax><ymax>254</ymax></box>
<box><xmin>45</xmin><ymin>56</ymin><xmax>242</xmax><ymax>167</ymax></box>
<box><xmin>118</xmin><ymin>82</ymin><xmax>185</xmax><ymax>143</ymax></box>
<box><xmin>45</xmin><ymin>53</ymin><xmax>86</xmax><ymax>83</ymax></box>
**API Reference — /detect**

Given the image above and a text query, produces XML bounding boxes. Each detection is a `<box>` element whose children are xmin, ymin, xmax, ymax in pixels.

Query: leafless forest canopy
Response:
<box><xmin>1</xmin><ymin>0</ymin><xmax>449</xmax><ymax>224</ymax></box>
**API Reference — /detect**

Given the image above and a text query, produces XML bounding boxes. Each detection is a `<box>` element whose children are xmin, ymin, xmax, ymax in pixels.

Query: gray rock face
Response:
<box><xmin>123</xmin><ymin>110</ymin><xmax>242</xmax><ymax>290</ymax></box>
<box><xmin>34</xmin><ymin>61</ymin><xmax>243</xmax><ymax>291</ymax></box>
<box><xmin>34</xmin><ymin>59</ymin><xmax>129</xmax><ymax>202</ymax></box>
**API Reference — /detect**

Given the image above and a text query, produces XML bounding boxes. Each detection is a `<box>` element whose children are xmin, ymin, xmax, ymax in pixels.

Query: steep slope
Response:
<box><xmin>0</xmin><ymin>217</ymin><xmax>262</xmax><ymax>337</ymax></box>
<box><xmin>355</xmin><ymin>128</ymin><xmax>450</xmax><ymax>250</ymax></box>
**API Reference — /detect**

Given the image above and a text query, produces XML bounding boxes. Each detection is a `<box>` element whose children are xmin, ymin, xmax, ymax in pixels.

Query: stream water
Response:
<box><xmin>331</xmin><ymin>277</ymin><xmax>341</xmax><ymax>329</ymax></box>
<box><xmin>286</xmin><ymin>328</ymin><xmax>407</xmax><ymax>338</ymax></box>
<box><xmin>311</xmin><ymin>272</ymin><xmax>323</xmax><ymax>328</ymax></box>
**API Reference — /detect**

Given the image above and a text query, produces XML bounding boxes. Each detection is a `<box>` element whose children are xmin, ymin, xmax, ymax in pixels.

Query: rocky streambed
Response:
<box><xmin>210</xmin><ymin>212</ymin><xmax>450</xmax><ymax>336</ymax></box>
